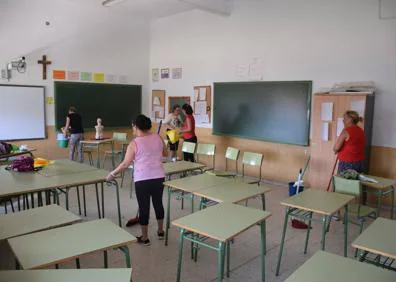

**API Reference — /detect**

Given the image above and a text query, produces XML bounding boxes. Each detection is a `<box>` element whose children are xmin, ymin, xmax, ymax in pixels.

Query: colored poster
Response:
<box><xmin>93</xmin><ymin>73</ymin><xmax>105</xmax><ymax>83</ymax></box>
<box><xmin>81</xmin><ymin>72</ymin><xmax>92</xmax><ymax>81</ymax></box>
<box><xmin>172</xmin><ymin>68</ymin><xmax>182</xmax><ymax>79</ymax></box>
<box><xmin>53</xmin><ymin>70</ymin><xmax>66</xmax><ymax>80</ymax></box>
<box><xmin>46</xmin><ymin>97</ymin><xmax>55</xmax><ymax>104</ymax></box>
<box><xmin>152</xmin><ymin>68</ymin><xmax>159</xmax><ymax>82</ymax></box>
<box><xmin>67</xmin><ymin>71</ymin><xmax>79</xmax><ymax>81</ymax></box>
<box><xmin>119</xmin><ymin>75</ymin><xmax>128</xmax><ymax>84</ymax></box>
<box><xmin>106</xmin><ymin>74</ymin><xmax>116</xmax><ymax>83</ymax></box>
<box><xmin>161</xmin><ymin>68</ymin><xmax>170</xmax><ymax>79</ymax></box>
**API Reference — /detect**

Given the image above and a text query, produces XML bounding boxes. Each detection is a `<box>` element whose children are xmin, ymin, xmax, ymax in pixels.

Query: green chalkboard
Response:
<box><xmin>55</xmin><ymin>82</ymin><xmax>141</xmax><ymax>130</ymax></box>
<box><xmin>213</xmin><ymin>81</ymin><xmax>312</xmax><ymax>146</ymax></box>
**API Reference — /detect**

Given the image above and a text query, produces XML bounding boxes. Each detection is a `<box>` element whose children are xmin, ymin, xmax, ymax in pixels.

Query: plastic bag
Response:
<box><xmin>166</xmin><ymin>130</ymin><xmax>179</xmax><ymax>144</ymax></box>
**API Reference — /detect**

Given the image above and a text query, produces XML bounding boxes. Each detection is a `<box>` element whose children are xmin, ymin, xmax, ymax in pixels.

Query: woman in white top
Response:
<box><xmin>163</xmin><ymin>104</ymin><xmax>182</xmax><ymax>159</ymax></box>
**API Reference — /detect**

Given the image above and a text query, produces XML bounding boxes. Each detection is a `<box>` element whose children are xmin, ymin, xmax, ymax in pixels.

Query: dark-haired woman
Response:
<box><xmin>63</xmin><ymin>106</ymin><xmax>84</xmax><ymax>163</ymax></box>
<box><xmin>107</xmin><ymin>114</ymin><xmax>167</xmax><ymax>246</ymax></box>
<box><xmin>179</xmin><ymin>104</ymin><xmax>197</xmax><ymax>162</ymax></box>
<box><xmin>334</xmin><ymin>110</ymin><xmax>365</xmax><ymax>173</ymax></box>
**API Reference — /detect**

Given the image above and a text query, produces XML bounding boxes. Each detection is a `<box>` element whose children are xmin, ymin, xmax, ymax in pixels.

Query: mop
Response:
<box><xmin>126</xmin><ymin>120</ymin><xmax>163</xmax><ymax>227</ymax></box>
<box><xmin>291</xmin><ymin>155</ymin><xmax>311</xmax><ymax>229</ymax></box>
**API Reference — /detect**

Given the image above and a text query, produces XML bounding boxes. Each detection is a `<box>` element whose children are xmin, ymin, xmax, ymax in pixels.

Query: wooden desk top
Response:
<box><xmin>0</xmin><ymin>149</ymin><xmax>36</xmax><ymax>159</ymax></box>
<box><xmin>164</xmin><ymin>173</ymin><xmax>233</xmax><ymax>192</ymax></box>
<box><xmin>0</xmin><ymin>205</ymin><xmax>81</xmax><ymax>241</ymax></box>
<box><xmin>285</xmin><ymin>251</ymin><xmax>396</xmax><ymax>282</ymax></box>
<box><xmin>361</xmin><ymin>175</ymin><xmax>396</xmax><ymax>190</ymax></box>
<box><xmin>8</xmin><ymin>219</ymin><xmax>137</xmax><ymax>269</ymax></box>
<box><xmin>0</xmin><ymin>269</ymin><xmax>132</xmax><ymax>282</ymax></box>
<box><xmin>38</xmin><ymin>159</ymin><xmax>97</xmax><ymax>177</ymax></box>
<box><xmin>280</xmin><ymin>189</ymin><xmax>354</xmax><ymax>216</ymax></box>
<box><xmin>80</xmin><ymin>139</ymin><xmax>113</xmax><ymax>145</ymax></box>
<box><xmin>194</xmin><ymin>181</ymin><xmax>272</xmax><ymax>203</ymax></box>
<box><xmin>164</xmin><ymin>161</ymin><xmax>205</xmax><ymax>175</ymax></box>
<box><xmin>172</xmin><ymin>203</ymin><xmax>271</xmax><ymax>242</ymax></box>
<box><xmin>352</xmin><ymin>217</ymin><xmax>396</xmax><ymax>260</ymax></box>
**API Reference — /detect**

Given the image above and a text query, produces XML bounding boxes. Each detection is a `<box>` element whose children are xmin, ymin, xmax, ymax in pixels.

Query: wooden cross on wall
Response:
<box><xmin>37</xmin><ymin>55</ymin><xmax>52</xmax><ymax>80</ymax></box>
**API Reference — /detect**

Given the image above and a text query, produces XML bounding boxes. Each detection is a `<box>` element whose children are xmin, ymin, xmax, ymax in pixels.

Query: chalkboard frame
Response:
<box><xmin>54</xmin><ymin>81</ymin><xmax>142</xmax><ymax>131</ymax></box>
<box><xmin>212</xmin><ymin>80</ymin><xmax>312</xmax><ymax>146</ymax></box>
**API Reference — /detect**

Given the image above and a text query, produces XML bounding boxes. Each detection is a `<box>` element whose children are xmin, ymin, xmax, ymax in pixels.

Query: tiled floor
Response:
<box><xmin>0</xmin><ymin>167</ymin><xmax>390</xmax><ymax>281</ymax></box>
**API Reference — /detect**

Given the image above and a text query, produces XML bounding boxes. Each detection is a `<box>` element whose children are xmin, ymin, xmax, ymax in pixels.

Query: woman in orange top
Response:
<box><xmin>333</xmin><ymin>110</ymin><xmax>365</xmax><ymax>173</ymax></box>
<box><xmin>179</xmin><ymin>104</ymin><xmax>197</xmax><ymax>162</ymax></box>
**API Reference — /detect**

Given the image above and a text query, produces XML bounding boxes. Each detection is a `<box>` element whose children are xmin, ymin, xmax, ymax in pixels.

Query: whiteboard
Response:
<box><xmin>0</xmin><ymin>85</ymin><xmax>46</xmax><ymax>141</ymax></box>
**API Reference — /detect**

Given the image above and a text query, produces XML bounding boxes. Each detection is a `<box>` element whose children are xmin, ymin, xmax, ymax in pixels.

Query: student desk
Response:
<box><xmin>276</xmin><ymin>189</ymin><xmax>354</xmax><ymax>276</ymax></box>
<box><xmin>0</xmin><ymin>269</ymin><xmax>132</xmax><ymax>282</ymax></box>
<box><xmin>173</xmin><ymin>203</ymin><xmax>271</xmax><ymax>282</ymax></box>
<box><xmin>0</xmin><ymin>205</ymin><xmax>81</xmax><ymax>241</ymax></box>
<box><xmin>0</xmin><ymin>149</ymin><xmax>36</xmax><ymax>160</ymax></box>
<box><xmin>80</xmin><ymin>139</ymin><xmax>115</xmax><ymax>169</ymax></box>
<box><xmin>163</xmin><ymin>173</ymin><xmax>234</xmax><ymax>245</ymax></box>
<box><xmin>0</xmin><ymin>160</ymin><xmax>123</xmax><ymax>227</ymax></box>
<box><xmin>164</xmin><ymin>161</ymin><xmax>206</xmax><ymax>177</ymax></box>
<box><xmin>361</xmin><ymin>175</ymin><xmax>395</xmax><ymax>219</ymax></box>
<box><xmin>8</xmin><ymin>219</ymin><xmax>136</xmax><ymax>270</ymax></box>
<box><xmin>285</xmin><ymin>251</ymin><xmax>396</xmax><ymax>282</ymax></box>
<box><xmin>352</xmin><ymin>217</ymin><xmax>396</xmax><ymax>271</ymax></box>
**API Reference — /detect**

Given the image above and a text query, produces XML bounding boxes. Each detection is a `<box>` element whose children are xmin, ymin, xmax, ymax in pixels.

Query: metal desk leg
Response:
<box><xmin>377</xmin><ymin>190</ymin><xmax>383</xmax><ymax>218</ymax></box>
<box><xmin>111</xmin><ymin>141</ymin><xmax>115</xmax><ymax>170</ymax></box>
<box><xmin>344</xmin><ymin>205</ymin><xmax>349</xmax><ymax>257</ymax></box>
<box><xmin>96</xmin><ymin>144</ymin><xmax>100</xmax><ymax>169</ymax></box>
<box><xmin>114</xmin><ymin>180</ymin><xmax>122</xmax><ymax>227</ymax></box>
<box><xmin>320</xmin><ymin>216</ymin><xmax>327</xmax><ymax>251</ymax></box>
<box><xmin>82</xmin><ymin>185</ymin><xmax>87</xmax><ymax>216</ymax></box>
<box><xmin>101</xmin><ymin>182</ymin><xmax>105</xmax><ymax>218</ymax></box>
<box><xmin>165</xmin><ymin>187</ymin><xmax>171</xmax><ymax>246</ymax></box>
<box><xmin>260</xmin><ymin>222</ymin><xmax>266</xmax><ymax>282</ymax></box>
<box><xmin>226</xmin><ymin>241</ymin><xmax>231</xmax><ymax>278</ymax></box>
<box><xmin>76</xmin><ymin>258</ymin><xmax>80</xmax><ymax>269</ymax></box>
<box><xmin>76</xmin><ymin>186</ymin><xmax>81</xmax><ymax>215</ymax></box>
<box><xmin>261</xmin><ymin>194</ymin><xmax>266</xmax><ymax>254</ymax></box>
<box><xmin>217</xmin><ymin>242</ymin><xmax>226</xmax><ymax>282</ymax></box>
<box><xmin>176</xmin><ymin>229</ymin><xmax>185</xmax><ymax>282</ymax></box>
<box><xmin>304</xmin><ymin>212</ymin><xmax>313</xmax><ymax>254</ymax></box>
<box><xmin>95</xmin><ymin>183</ymin><xmax>101</xmax><ymax>218</ymax></box>
<box><xmin>276</xmin><ymin>208</ymin><xmax>289</xmax><ymax>276</ymax></box>
<box><xmin>391</xmin><ymin>186</ymin><xmax>394</xmax><ymax>219</ymax></box>
<box><xmin>104</xmin><ymin>250</ymin><xmax>108</xmax><ymax>268</ymax></box>
<box><xmin>119</xmin><ymin>246</ymin><xmax>131</xmax><ymax>268</ymax></box>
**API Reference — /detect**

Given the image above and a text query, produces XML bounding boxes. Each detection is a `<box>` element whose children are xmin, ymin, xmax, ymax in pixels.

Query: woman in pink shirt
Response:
<box><xmin>107</xmin><ymin>115</ymin><xmax>167</xmax><ymax>246</ymax></box>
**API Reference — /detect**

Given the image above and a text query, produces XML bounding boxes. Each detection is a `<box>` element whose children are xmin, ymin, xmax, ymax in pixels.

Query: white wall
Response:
<box><xmin>1</xmin><ymin>23</ymin><xmax>150</xmax><ymax>125</ymax></box>
<box><xmin>150</xmin><ymin>0</ymin><xmax>396</xmax><ymax>147</ymax></box>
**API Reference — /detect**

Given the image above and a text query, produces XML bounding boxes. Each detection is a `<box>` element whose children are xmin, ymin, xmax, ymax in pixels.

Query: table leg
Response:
<box><xmin>165</xmin><ymin>187</ymin><xmax>171</xmax><ymax>246</ymax></box>
<box><xmin>218</xmin><ymin>242</ymin><xmax>226</xmax><ymax>282</ymax></box>
<box><xmin>176</xmin><ymin>229</ymin><xmax>185</xmax><ymax>282</ymax></box>
<box><xmin>391</xmin><ymin>186</ymin><xmax>394</xmax><ymax>220</ymax></box>
<box><xmin>101</xmin><ymin>182</ymin><xmax>105</xmax><ymax>218</ymax></box>
<box><xmin>65</xmin><ymin>188</ymin><xmax>69</xmax><ymax>210</ymax></box>
<box><xmin>320</xmin><ymin>216</ymin><xmax>327</xmax><ymax>251</ymax></box>
<box><xmin>191</xmin><ymin>194</ymin><xmax>194</xmax><ymax>213</ymax></box>
<box><xmin>119</xmin><ymin>246</ymin><xmax>131</xmax><ymax>268</ymax></box>
<box><xmin>226</xmin><ymin>240</ymin><xmax>231</xmax><ymax>278</ymax></box>
<box><xmin>76</xmin><ymin>258</ymin><xmax>80</xmax><ymax>269</ymax></box>
<box><xmin>261</xmin><ymin>194</ymin><xmax>266</xmax><ymax>254</ymax></box>
<box><xmin>275</xmin><ymin>208</ymin><xmax>289</xmax><ymax>276</ymax></box>
<box><xmin>82</xmin><ymin>185</ymin><xmax>87</xmax><ymax>216</ymax></box>
<box><xmin>113</xmin><ymin>180</ymin><xmax>122</xmax><ymax>227</ymax></box>
<box><xmin>377</xmin><ymin>190</ymin><xmax>382</xmax><ymax>218</ymax></box>
<box><xmin>344</xmin><ymin>205</ymin><xmax>349</xmax><ymax>257</ymax></box>
<box><xmin>30</xmin><ymin>193</ymin><xmax>34</xmax><ymax>208</ymax></box>
<box><xmin>304</xmin><ymin>211</ymin><xmax>313</xmax><ymax>254</ymax></box>
<box><xmin>111</xmin><ymin>141</ymin><xmax>115</xmax><ymax>170</ymax></box>
<box><xmin>260</xmin><ymin>222</ymin><xmax>266</xmax><ymax>282</ymax></box>
<box><xmin>104</xmin><ymin>250</ymin><xmax>108</xmax><ymax>268</ymax></box>
<box><xmin>76</xmin><ymin>186</ymin><xmax>81</xmax><ymax>215</ymax></box>
<box><xmin>96</xmin><ymin>145</ymin><xmax>100</xmax><ymax>169</ymax></box>
<box><xmin>95</xmin><ymin>183</ymin><xmax>101</xmax><ymax>218</ymax></box>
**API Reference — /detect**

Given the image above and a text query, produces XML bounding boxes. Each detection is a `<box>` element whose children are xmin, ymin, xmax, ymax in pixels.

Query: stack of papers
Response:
<box><xmin>359</xmin><ymin>174</ymin><xmax>378</xmax><ymax>183</ymax></box>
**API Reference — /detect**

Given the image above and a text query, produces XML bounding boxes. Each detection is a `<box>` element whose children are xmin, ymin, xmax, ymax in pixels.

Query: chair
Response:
<box><xmin>82</xmin><ymin>146</ymin><xmax>95</xmax><ymax>166</ymax></box>
<box><xmin>240</xmin><ymin>151</ymin><xmax>263</xmax><ymax>185</ymax></box>
<box><xmin>102</xmin><ymin>132</ymin><xmax>127</xmax><ymax>168</ymax></box>
<box><xmin>333</xmin><ymin>176</ymin><xmax>377</xmax><ymax>255</ymax></box>
<box><xmin>181</xmin><ymin>141</ymin><xmax>196</xmax><ymax>161</ymax></box>
<box><xmin>196</xmin><ymin>143</ymin><xmax>216</xmax><ymax>172</ymax></box>
<box><xmin>206</xmin><ymin>147</ymin><xmax>239</xmax><ymax>177</ymax></box>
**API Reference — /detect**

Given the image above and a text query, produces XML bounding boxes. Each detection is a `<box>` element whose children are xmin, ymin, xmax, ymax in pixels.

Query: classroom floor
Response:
<box><xmin>0</xmin><ymin>165</ymin><xmax>389</xmax><ymax>282</ymax></box>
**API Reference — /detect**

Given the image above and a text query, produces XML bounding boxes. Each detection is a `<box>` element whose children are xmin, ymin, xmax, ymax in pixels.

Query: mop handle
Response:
<box><xmin>326</xmin><ymin>157</ymin><xmax>338</xmax><ymax>191</ymax></box>
<box><xmin>296</xmin><ymin>169</ymin><xmax>302</xmax><ymax>195</ymax></box>
<box><xmin>301</xmin><ymin>155</ymin><xmax>311</xmax><ymax>179</ymax></box>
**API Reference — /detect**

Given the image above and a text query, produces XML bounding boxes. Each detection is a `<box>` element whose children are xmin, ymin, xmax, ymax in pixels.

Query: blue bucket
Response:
<box><xmin>288</xmin><ymin>182</ymin><xmax>304</xmax><ymax>196</ymax></box>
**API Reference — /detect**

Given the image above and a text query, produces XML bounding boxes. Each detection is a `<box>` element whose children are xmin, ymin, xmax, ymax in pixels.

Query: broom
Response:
<box><xmin>126</xmin><ymin>120</ymin><xmax>163</xmax><ymax>227</ymax></box>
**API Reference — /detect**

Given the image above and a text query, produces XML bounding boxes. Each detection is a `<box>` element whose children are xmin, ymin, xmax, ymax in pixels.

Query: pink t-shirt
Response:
<box><xmin>133</xmin><ymin>134</ymin><xmax>165</xmax><ymax>182</ymax></box>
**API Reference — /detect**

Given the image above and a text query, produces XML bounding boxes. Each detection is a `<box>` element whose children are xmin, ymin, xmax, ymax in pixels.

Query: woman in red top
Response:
<box><xmin>179</xmin><ymin>104</ymin><xmax>197</xmax><ymax>162</ymax></box>
<box><xmin>333</xmin><ymin>110</ymin><xmax>365</xmax><ymax>173</ymax></box>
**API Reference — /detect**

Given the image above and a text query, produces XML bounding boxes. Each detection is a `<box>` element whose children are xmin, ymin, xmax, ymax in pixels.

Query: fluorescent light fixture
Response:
<box><xmin>102</xmin><ymin>0</ymin><xmax>126</xmax><ymax>7</ymax></box>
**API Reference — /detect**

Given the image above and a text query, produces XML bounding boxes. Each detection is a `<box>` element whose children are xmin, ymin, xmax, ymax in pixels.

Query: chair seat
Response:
<box><xmin>205</xmin><ymin>170</ymin><xmax>236</xmax><ymax>177</ymax></box>
<box><xmin>346</xmin><ymin>203</ymin><xmax>376</xmax><ymax>218</ymax></box>
<box><xmin>104</xmin><ymin>150</ymin><xmax>122</xmax><ymax>155</ymax></box>
<box><xmin>83</xmin><ymin>147</ymin><xmax>96</xmax><ymax>153</ymax></box>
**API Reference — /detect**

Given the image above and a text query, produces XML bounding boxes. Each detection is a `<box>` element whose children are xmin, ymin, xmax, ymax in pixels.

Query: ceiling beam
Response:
<box><xmin>178</xmin><ymin>0</ymin><xmax>232</xmax><ymax>16</ymax></box>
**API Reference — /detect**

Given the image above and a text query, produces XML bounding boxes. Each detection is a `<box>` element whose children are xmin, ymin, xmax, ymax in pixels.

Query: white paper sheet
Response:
<box><xmin>321</xmin><ymin>122</ymin><xmax>329</xmax><ymax>141</ymax></box>
<box><xmin>194</xmin><ymin>89</ymin><xmax>199</xmax><ymax>101</ymax></box>
<box><xmin>350</xmin><ymin>100</ymin><xmax>365</xmax><ymax>118</ymax></box>
<box><xmin>336</xmin><ymin>117</ymin><xmax>344</xmax><ymax>137</ymax></box>
<box><xmin>153</xmin><ymin>106</ymin><xmax>164</xmax><ymax>118</ymax></box>
<box><xmin>248</xmin><ymin>57</ymin><xmax>264</xmax><ymax>80</ymax></box>
<box><xmin>235</xmin><ymin>63</ymin><xmax>249</xmax><ymax>78</ymax></box>
<box><xmin>199</xmin><ymin>88</ymin><xmax>206</xmax><ymax>101</ymax></box>
<box><xmin>195</xmin><ymin>101</ymin><xmax>207</xmax><ymax>115</ymax></box>
<box><xmin>194</xmin><ymin>114</ymin><xmax>209</xmax><ymax>124</ymax></box>
<box><xmin>321</xmin><ymin>102</ymin><xmax>333</xmax><ymax>121</ymax></box>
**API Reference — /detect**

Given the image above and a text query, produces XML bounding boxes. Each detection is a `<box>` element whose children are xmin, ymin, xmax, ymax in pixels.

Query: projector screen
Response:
<box><xmin>0</xmin><ymin>85</ymin><xmax>46</xmax><ymax>141</ymax></box>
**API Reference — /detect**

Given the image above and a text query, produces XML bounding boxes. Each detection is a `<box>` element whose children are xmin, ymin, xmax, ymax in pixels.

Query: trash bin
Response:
<box><xmin>57</xmin><ymin>133</ymin><xmax>69</xmax><ymax>148</ymax></box>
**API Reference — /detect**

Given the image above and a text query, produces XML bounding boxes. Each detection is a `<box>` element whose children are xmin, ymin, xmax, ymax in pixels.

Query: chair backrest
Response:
<box><xmin>225</xmin><ymin>147</ymin><xmax>239</xmax><ymax>161</ymax></box>
<box><xmin>113</xmin><ymin>132</ymin><xmax>127</xmax><ymax>141</ymax></box>
<box><xmin>182</xmin><ymin>142</ymin><xmax>196</xmax><ymax>154</ymax></box>
<box><xmin>196</xmin><ymin>143</ymin><xmax>216</xmax><ymax>168</ymax></box>
<box><xmin>242</xmin><ymin>151</ymin><xmax>263</xmax><ymax>181</ymax></box>
<box><xmin>333</xmin><ymin>176</ymin><xmax>361</xmax><ymax>197</ymax></box>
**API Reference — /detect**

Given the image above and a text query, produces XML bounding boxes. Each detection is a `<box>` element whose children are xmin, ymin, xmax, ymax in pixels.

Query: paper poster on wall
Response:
<box><xmin>199</xmin><ymin>88</ymin><xmax>207</xmax><ymax>101</ymax></box>
<box><xmin>93</xmin><ymin>73</ymin><xmax>105</xmax><ymax>83</ymax></box>
<box><xmin>350</xmin><ymin>100</ymin><xmax>365</xmax><ymax>118</ymax></box>
<box><xmin>46</xmin><ymin>97</ymin><xmax>55</xmax><ymax>105</ymax></box>
<box><xmin>172</xmin><ymin>68</ymin><xmax>182</xmax><ymax>79</ymax></box>
<box><xmin>118</xmin><ymin>75</ymin><xmax>128</xmax><ymax>84</ymax></box>
<box><xmin>195</xmin><ymin>101</ymin><xmax>207</xmax><ymax>115</ymax></box>
<box><xmin>194</xmin><ymin>114</ymin><xmax>209</xmax><ymax>124</ymax></box>
<box><xmin>321</xmin><ymin>122</ymin><xmax>329</xmax><ymax>141</ymax></box>
<box><xmin>80</xmin><ymin>72</ymin><xmax>92</xmax><ymax>81</ymax></box>
<box><xmin>321</xmin><ymin>102</ymin><xmax>333</xmax><ymax>121</ymax></box>
<box><xmin>235</xmin><ymin>63</ymin><xmax>249</xmax><ymax>78</ymax></box>
<box><xmin>249</xmin><ymin>57</ymin><xmax>264</xmax><ymax>80</ymax></box>
<box><xmin>336</xmin><ymin>117</ymin><xmax>344</xmax><ymax>136</ymax></box>
<box><xmin>67</xmin><ymin>71</ymin><xmax>79</xmax><ymax>81</ymax></box>
<box><xmin>152</xmin><ymin>68</ymin><xmax>159</xmax><ymax>82</ymax></box>
<box><xmin>194</xmin><ymin>89</ymin><xmax>199</xmax><ymax>101</ymax></box>
<box><xmin>53</xmin><ymin>70</ymin><xmax>66</xmax><ymax>80</ymax></box>
<box><xmin>161</xmin><ymin>68</ymin><xmax>170</xmax><ymax>79</ymax></box>
<box><xmin>106</xmin><ymin>74</ymin><xmax>116</xmax><ymax>83</ymax></box>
